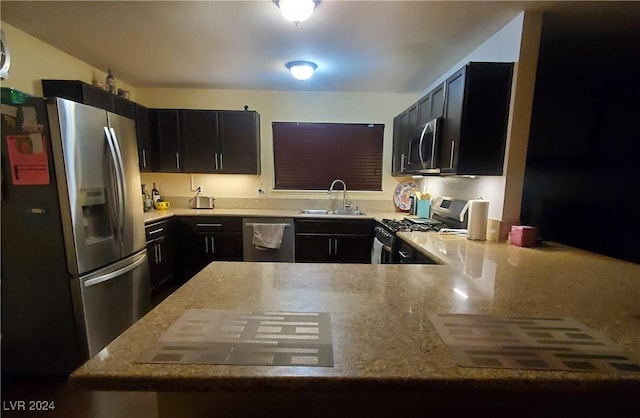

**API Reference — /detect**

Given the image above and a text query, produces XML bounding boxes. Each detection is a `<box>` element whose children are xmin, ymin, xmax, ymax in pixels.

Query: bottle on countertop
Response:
<box><xmin>142</xmin><ymin>184</ymin><xmax>153</xmax><ymax>212</ymax></box>
<box><xmin>151</xmin><ymin>183</ymin><xmax>160</xmax><ymax>206</ymax></box>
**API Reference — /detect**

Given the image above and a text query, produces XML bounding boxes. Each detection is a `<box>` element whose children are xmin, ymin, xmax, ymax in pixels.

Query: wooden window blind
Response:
<box><xmin>272</xmin><ymin>122</ymin><xmax>384</xmax><ymax>191</ymax></box>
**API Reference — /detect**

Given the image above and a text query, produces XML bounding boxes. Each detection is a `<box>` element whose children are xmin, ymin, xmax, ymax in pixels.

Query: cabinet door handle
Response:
<box><xmin>400</xmin><ymin>153</ymin><xmax>406</xmax><ymax>172</ymax></box>
<box><xmin>211</xmin><ymin>237</ymin><xmax>215</xmax><ymax>254</ymax></box>
<box><xmin>214</xmin><ymin>153</ymin><xmax>218</xmax><ymax>170</ymax></box>
<box><xmin>418</xmin><ymin>123</ymin><xmax>429</xmax><ymax>168</ymax></box>
<box><xmin>430</xmin><ymin>125</ymin><xmax>438</xmax><ymax>169</ymax></box>
<box><xmin>328</xmin><ymin>238</ymin><xmax>332</xmax><ymax>255</ymax></box>
<box><xmin>158</xmin><ymin>244</ymin><xmax>162</xmax><ymax>263</ymax></box>
<box><xmin>176</xmin><ymin>152</ymin><xmax>180</xmax><ymax>171</ymax></box>
<box><xmin>154</xmin><ymin>243</ymin><xmax>159</xmax><ymax>263</ymax></box>
<box><xmin>219</xmin><ymin>153</ymin><xmax>223</xmax><ymax>170</ymax></box>
<box><xmin>334</xmin><ymin>238</ymin><xmax>338</xmax><ymax>255</ymax></box>
<box><xmin>449</xmin><ymin>140</ymin><xmax>455</xmax><ymax>168</ymax></box>
<box><xmin>205</xmin><ymin>236</ymin><xmax>209</xmax><ymax>253</ymax></box>
<box><xmin>398</xmin><ymin>251</ymin><xmax>411</xmax><ymax>259</ymax></box>
<box><xmin>142</xmin><ymin>149</ymin><xmax>147</xmax><ymax>168</ymax></box>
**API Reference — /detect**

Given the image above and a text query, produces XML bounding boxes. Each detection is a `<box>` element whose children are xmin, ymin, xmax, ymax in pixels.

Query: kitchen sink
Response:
<box><xmin>300</xmin><ymin>209</ymin><xmax>366</xmax><ymax>216</ymax></box>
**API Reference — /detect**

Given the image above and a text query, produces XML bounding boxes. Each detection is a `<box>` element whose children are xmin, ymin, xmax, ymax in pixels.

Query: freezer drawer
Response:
<box><xmin>72</xmin><ymin>249</ymin><xmax>150</xmax><ymax>358</ymax></box>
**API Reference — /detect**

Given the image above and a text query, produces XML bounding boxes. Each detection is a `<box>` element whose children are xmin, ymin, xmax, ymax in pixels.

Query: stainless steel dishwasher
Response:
<box><xmin>242</xmin><ymin>218</ymin><xmax>295</xmax><ymax>262</ymax></box>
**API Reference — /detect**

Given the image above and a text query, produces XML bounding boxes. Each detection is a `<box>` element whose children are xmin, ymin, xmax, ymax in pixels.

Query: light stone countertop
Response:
<box><xmin>143</xmin><ymin>207</ymin><xmax>404</xmax><ymax>224</ymax></box>
<box><xmin>70</xmin><ymin>232</ymin><xmax>640</xmax><ymax>395</ymax></box>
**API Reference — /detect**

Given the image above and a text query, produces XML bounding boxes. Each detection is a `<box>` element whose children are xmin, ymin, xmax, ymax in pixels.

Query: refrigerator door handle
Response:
<box><xmin>109</xmin><ymin>127</ymin><xmax>127</xmax><ymax>236</ymax></box>
<box><xmin>104</xmin><ymin>127</ymin><xmax>124</xmax><ymax>239</ymax></box>
<box><xmin>83</xmin><ymin>254</ymin><xmax>146</xmax><ymax>288</ymax></box>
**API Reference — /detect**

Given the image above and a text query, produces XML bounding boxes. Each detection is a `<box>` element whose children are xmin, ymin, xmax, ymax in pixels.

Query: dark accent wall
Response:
<box><xmin>522</xmin><ymin>10</ymin><xmax>640</xmax><ymax>264</ymax></box>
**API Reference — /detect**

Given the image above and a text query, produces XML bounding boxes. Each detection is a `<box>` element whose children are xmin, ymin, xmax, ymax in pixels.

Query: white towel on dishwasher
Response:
<box><xmin>252</xmin><ymin>223</ymin><xmax>286</xmax><ymax>250</ymax></box>
<box><xmin>371</xmin><ymin>237</ymin><xmax>383</xmax><ymax>264</ymax></box>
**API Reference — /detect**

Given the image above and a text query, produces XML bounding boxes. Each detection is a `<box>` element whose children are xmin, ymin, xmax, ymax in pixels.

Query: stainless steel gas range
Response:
<box><xmin>373</xmin><ymin>197</ymin><xmax>469</xmax><ymax>264</ymax></box>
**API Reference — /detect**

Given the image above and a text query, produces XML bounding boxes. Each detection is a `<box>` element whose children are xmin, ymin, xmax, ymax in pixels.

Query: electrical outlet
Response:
<box><xmin>257</xmin><ymin>187</ymin><xmax>266</xmax><ymax>196</ymax></box>
<box><xmin>196</xmin><ymin>185</ymin><xmax>203</xmax><ymax>193</ymax></box>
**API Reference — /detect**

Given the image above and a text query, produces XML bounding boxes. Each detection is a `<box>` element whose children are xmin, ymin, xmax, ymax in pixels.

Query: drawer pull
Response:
<box><xmin>148</xmin><ymin>228</ymin><xmax>164</xmax><ymax>235</ymax></box>
<box><xmin>196</xmin><ymin>223</ymin><xmax>223</xmax><ymax>227</ymax></box>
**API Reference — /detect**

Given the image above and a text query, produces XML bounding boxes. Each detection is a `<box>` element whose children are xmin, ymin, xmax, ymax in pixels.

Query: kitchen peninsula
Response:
<box><xmin>70</xmin><ymin>232</ymin><xmax>640</xmax><ymax>417</ymax></box>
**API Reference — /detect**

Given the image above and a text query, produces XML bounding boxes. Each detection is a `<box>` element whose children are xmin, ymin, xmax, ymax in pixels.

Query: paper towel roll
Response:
<box><xmin>467</xmin><ymin>200</ymin><xmax>489</xmax><ymax>241</ymax></box>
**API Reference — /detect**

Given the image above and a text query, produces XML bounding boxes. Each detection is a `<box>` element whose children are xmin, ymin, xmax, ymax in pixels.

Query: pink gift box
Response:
<box><xmin>510</xmin><ymin>225</ymin><xmax>538</xmax><ymax>247</ymax></box>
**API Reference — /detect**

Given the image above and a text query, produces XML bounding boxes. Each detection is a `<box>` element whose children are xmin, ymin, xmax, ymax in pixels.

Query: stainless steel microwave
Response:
<box><xmin>406</xmin><ymin>117</ymin><xmax>442</xmax><ymax>174</ymax></box>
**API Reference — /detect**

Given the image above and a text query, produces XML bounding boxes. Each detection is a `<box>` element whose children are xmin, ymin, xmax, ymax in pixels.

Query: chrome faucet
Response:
<box><xmin>328</xmin><ymin>179</ymin><xmax>350</xmax><ymax>211</ymax></box>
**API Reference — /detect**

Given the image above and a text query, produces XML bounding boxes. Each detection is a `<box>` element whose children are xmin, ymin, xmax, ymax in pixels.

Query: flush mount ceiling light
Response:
<box><xmin>285</xmin><ymin>60</ymin><xmax>317</xmax><ymax>81</ymax></box>
<box><xmin>273</xmin><ymin>0</ymin><xmax>318</xmax><ymax>25</ymax></box>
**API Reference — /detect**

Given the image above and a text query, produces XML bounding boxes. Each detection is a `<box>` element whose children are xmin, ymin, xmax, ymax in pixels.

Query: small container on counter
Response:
<box><xmin>510</xmin><ymin>225</ymin><xmax>538</xmax><ymax>247</ymax></box>
<box><xmin>142</xmin><ymin>184</ymin><xmax>153</xmax><ymax>212</ymax></box>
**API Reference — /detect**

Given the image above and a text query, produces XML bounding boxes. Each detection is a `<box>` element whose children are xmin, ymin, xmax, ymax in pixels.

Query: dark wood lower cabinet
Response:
<box><xmin>295</xmin><ymin>219</ymin><xmax>374</xmax><ymax>264</ymax></box>
<box><xmin>294</xmin><ymin>234</ymin><xmax>373</xmax><ymax>263</ymax></box>
<box><xmin>396</xmin><ymin>240</ymin><xmax>438</xmax><ymax>264</ymax></box>
<box><xmin>148</xmin><ymin>217</ymin><xmax>374</xmax><ymax>289</ymax></box>
<box><xmin>145</xmin><ymin>219</ymin><xmax>175</xmax><ymax>294</ymax></box>
<box><xmin>176</xmin><ymin>231</ymin><xmax>243</xmax><ymax>276</ymax></box>
<box><xmin>174</xmin><ymin>217</ymin><xmax>243</xmax><ymax>279</ymax></box>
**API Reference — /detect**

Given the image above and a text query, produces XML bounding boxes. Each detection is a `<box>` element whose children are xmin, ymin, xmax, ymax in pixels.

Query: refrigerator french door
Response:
<box><xmin>71</xmin><ymin>250</ymin><xmax>149</xmax><ymax>357</ymax></box>
<box><xmin>49</xmin><ymin>98</ymin><xmax>146</xmax><ymax>275</ymax></box>
<box><xmin>48</xmin><ymin>97</ymin><xmax>150</xmax><ymax>358</ymax></box>
<box><xmin>1</xmin><ymin>94</ymin><xmax>150</xmax><ymax>376</ymax></box>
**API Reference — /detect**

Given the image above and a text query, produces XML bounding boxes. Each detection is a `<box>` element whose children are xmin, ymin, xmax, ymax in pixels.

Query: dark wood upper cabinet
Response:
<box><xmin>439</xmin><ymin>62</ymin><xmax>514</xmax><ymax>175</ymax></box>
<box><xmin>150</xmin><ymin>109</ymin><xmax>182</xmax><ymax>172</ymax></box>
<box><xmin>217</xmin><ymin>111</ymin><xmax>260</xmax><ymax>174</ymax></box>
<box><xmin>391</xmin><ymin>104</ymin><xmax>416</xmax><ymax>177</ymax></box>
<box><xmin>392</xmin><ymin>62</ymin><xmax>512</xmax><ymax>177</ymax></box>
<box><xmin>406</xmin><ymin>103</ymin><xmax>419</xmax><ymax>143</ymax></box>
<box><xmin>150</xmin><ymin>109</ymin><xmax>260</xmax><ymax>174</ymax></box>
<box><xmin>135</xmin><ymin>105</ymin><xmax>153</xmax><ymax>172</ymax></box>
<box><xmin>41</xmin><ymin>80</ymin><xmax>136</xmax><ymax>119</ymax></box>
<box><xmin>417</xmin><ymin>82</ymin><xmax>444</xmax><ymax>130</ymax></box>
<box><xmin>430</xmin><ymin>82</ymin><xmax>445</xmax><ymax>119</ymax></box>
<box><xmin>439</xmin><ymin>69</ymin><xmax>465</xmax><ymax>172</ymax></box>
<box><xmin>180</xmin><ymin>110</ymin><xmax>219</xmax><ymax>173</ymax></box>
<box><xmin>391</xmin><ymin>112</ymin><xmax>407</xmax><ymax>176</ymax></box>
<box><xmin>392</xmin><ymin>82</ymin><xmax>444</xmax><ymax>177</ymax></box>
<box><xmin>417</xmin><ymin>94</ymin><xmax>432</xmax><ymax>127</ymax></box>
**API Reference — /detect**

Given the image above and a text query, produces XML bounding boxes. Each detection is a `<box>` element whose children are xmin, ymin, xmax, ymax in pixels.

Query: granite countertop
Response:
<box><xmin>71</xmin><ymin>233</ymin><xmax>640</xmax><ymax>394</ymax></box>
<box><xmin>143</xmin><ymin>208</ymin><xmax>403</xmax><ymax>223</ymax></box>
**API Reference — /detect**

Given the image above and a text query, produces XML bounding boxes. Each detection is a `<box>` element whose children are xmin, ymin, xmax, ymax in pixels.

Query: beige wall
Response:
<box><xmin>0</xmin><ymin>22</ymin><xmax>136</xmax><ymax>98</ymax></box>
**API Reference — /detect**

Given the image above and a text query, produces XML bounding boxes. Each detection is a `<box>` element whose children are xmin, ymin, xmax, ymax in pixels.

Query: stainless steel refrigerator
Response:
<box><xmin>1</xmin><ymin>93</ymin><xmax>150</xmax><ymax>376</ymax></box>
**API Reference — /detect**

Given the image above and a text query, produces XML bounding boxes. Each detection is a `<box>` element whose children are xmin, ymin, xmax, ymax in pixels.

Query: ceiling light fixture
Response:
<box><xmin>285</xmin><ymin>60</ymin><xmax>317</xmax><ymax>81</ymax></box>
<box><xmin>273</xmin><ymin>0</ymin><xmax>318</xmax><ymax>25</ymax></box>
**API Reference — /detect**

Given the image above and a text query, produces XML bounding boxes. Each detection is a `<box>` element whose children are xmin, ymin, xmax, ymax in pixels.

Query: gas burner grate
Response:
<box><xmin>381</xmin><ymin>219</ymin><xmax>444</xmax><ymax>233</ymax></box>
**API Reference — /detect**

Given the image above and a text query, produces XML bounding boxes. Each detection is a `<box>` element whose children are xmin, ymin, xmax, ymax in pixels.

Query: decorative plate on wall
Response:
<box><xmin>0</xmin><ymin>30</ymin><xmax>11</xmax><ymax>80</ymax></box>
<box><xmin>393</xmin><ymin>181</ymin><xmax>418</xmax><ymax>211</ymax></box>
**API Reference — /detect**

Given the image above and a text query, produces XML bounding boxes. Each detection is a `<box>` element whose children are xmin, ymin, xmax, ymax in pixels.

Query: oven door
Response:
<box><xmin>380</xmin><ymin>243</ymin><xmax>393</xmax><ymax>264</ymax></box>
<box><xmin>373</xmin><ymin>225</ymin><xmax>394</xmax><ymax>264</ymax></box>
<box><xmin>406</xmin><ymin>117</ymin><xmax>441</xmax><ymax>174</ymax></box>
